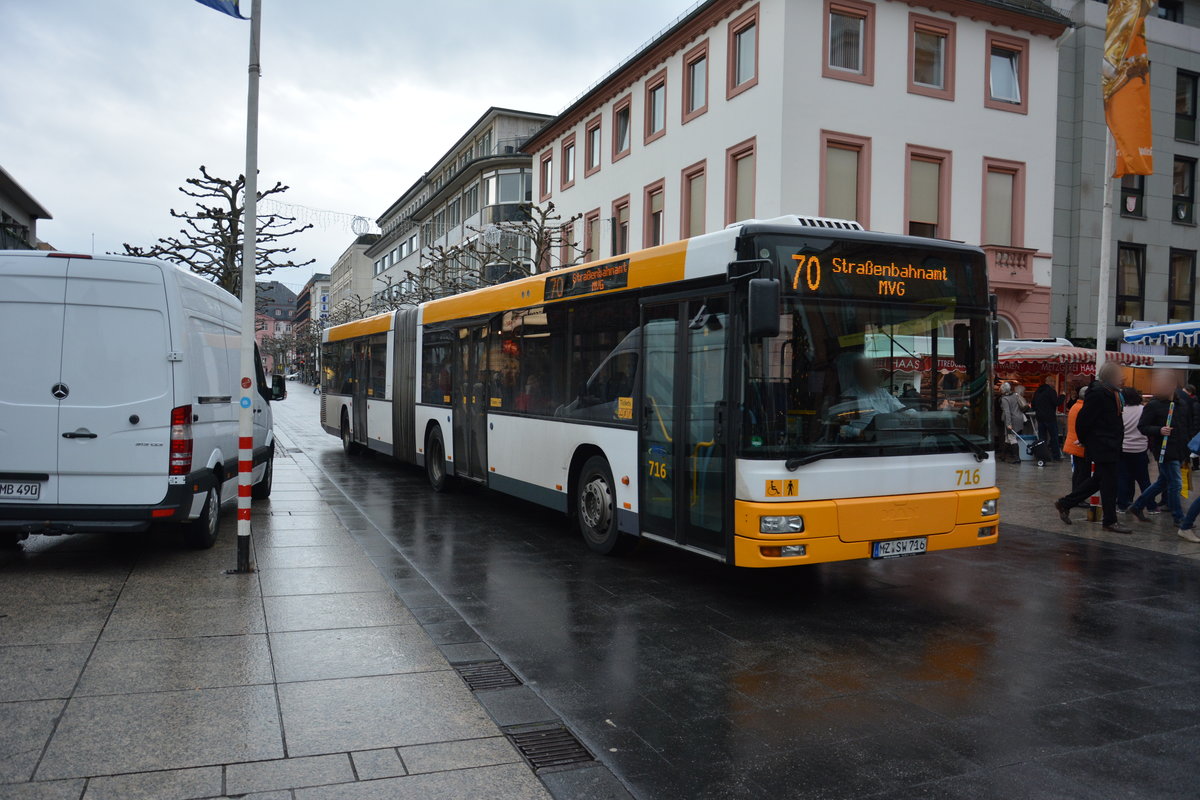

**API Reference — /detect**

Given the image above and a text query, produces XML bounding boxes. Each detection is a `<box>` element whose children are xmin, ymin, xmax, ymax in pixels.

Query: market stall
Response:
<box><xmin>997</xmin><ymin>345</ymin><xmax>1153</xmax><ymax>395</ymax></box>
<box><xmin>1123</xmin><ymin>321</ymin><xmax>1200</xmax><ymax>347</ymax></box>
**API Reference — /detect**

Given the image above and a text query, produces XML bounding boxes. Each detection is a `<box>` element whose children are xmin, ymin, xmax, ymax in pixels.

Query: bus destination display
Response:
<box><xmin>791</xmin><ymin>254</ymin><xmax>950</xmax><ymax>298</ymax></box>
<box><xmin>545</xmin><ymin>258</ymin><xmax>630</xmax><ymax>301</ymax></box>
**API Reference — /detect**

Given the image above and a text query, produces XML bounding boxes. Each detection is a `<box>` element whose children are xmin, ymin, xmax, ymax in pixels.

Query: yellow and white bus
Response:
<box><xmin>321</xmin><ymin>216</ymin><xmax>999</xmax><ymax>568</ymax></box>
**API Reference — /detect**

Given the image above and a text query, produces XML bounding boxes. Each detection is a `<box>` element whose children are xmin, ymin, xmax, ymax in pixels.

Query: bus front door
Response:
<box><xmin>352</xmin><ymin>341</ymin><xmax>369</xmax><ymax>444</ymax></box>
<box><xmin>453</xmin><ymin>324</ymin><xmax>489</xmax><ymax>482</ymax></box>
<box><xmin>639</xmin><ymin>296</ymin><xmax>729</xmax><ymax>556</ymax></box>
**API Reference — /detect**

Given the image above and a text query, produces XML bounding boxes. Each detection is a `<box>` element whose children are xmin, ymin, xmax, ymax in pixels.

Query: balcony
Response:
<box><xmin>984</xmin><ymin>244</ymin><xmax>1038</xmax><ymax>297</ymax></box>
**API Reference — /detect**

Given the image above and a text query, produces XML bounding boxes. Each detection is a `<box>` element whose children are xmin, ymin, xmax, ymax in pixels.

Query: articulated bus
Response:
<box><xmin>321</xmin><ymin>215</ymin><xmax>999</xmax><ymax>568</ymax></box>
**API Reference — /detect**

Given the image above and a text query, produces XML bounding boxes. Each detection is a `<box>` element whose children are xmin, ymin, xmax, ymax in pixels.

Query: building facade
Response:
<box><xmin>294</xmin><ymin>273</ymin><xmax>331</xmax><ymax>383</ymax></box>
<box><xmin>0</xmin><ymin>165</ymin><xmax>52</xmax><ymax>250</ymax></box>
<box><xmin>329</xmin><ymin>233</ymin><xmax>380</xmax><ymax>311</ymax></box>
<box><xmin>523</xmin><ymin>0</ymin><xmax>1069</xmax><ymax>336</ymax></box>
<box><xmin>367</xmin><ymin>107</ymin><xmax>552</xmax><ymax>302</ymax></box>
<box><xmin>1052</xmin><ymin>0</ymin><xmax>1200</xmax><ymax>341</ymax></box>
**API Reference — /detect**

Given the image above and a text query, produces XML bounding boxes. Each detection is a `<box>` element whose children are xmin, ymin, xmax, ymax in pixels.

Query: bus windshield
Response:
<box><xmin>741</xmin><ymin>235</ymin><xmax>992</xmax><ymax>461</ymax></box>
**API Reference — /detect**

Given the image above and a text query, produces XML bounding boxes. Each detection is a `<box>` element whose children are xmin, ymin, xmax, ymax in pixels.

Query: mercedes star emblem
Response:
<box><xmin>51</xmin><ymin>383</ymin><xmax>70</xmax><ymax>399</ymax></box>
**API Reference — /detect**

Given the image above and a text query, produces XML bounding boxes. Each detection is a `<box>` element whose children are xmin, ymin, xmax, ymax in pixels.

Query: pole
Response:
<box><xmin>234</xmin><ymin>0</ymin><xmax>262</xmax><ymax>574</ymax></box>
<box><xmin>1095</xmin><ymin>130</ymin><xmax>1115</xmax><ymax>377</ymax></box>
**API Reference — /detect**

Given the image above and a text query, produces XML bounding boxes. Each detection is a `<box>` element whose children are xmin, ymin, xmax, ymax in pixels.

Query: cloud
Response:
<box><xmin>1</xmin><ymin>0</ymin><xmax>688</xmax><ymax>293</ymax></box>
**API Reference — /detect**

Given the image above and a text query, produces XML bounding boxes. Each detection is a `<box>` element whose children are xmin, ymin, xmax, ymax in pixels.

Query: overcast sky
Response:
<box><xmin>2</xmin><ymin>0</ymin><xmax>689</xmax><ymax>294</ymax></box>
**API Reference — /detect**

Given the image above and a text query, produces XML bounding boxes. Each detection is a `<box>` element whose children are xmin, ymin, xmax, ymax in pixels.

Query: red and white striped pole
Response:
<box><xmin>234</xmin><ymin>0</ymin><xmax>263</xmax><ymax>574</ymax></box>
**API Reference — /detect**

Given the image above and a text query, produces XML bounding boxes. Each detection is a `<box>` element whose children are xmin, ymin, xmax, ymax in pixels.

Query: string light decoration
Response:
<box><xmin>258</xmin><ymin>198</ymin><xmax>376</xmax><ymax>235</ymax></box>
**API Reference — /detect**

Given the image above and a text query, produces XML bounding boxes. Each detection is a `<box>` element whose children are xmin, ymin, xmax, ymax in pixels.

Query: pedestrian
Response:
<box><xmin>1173</xmin><ymin>426</ymin><xmax>1200</xmax><ymax>542</ymax></box>
<box><xmin>1128</xmin><ymin>373</ymin><xmax>1196</xmax><ymax>528</ymax></box>
<box><xmin>1063</xmin><ymin>385</ymin><xmax>1090</xmax><ymax>495</ymax></box>
<box><xmin>1116</xmin><ymin>386</ymin><xmax>1152</xmax><ymax>513</ymax></box>
<box><xmin>1054</xmin><ymin>363</ymin><xmax>1132</xmax><ymax>532</ymax></box>
<box><xmin>1032</xmin><ymin>378</ymin><xmax>1064</xmax><ymax>462</ymax></box>
<box><xmin>999</xmin><ymin>383</ymin><xmax>1029</xmax><ymax>463</ymax></box>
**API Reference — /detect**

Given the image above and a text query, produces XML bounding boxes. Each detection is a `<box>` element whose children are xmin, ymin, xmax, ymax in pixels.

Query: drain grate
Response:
<box><xmin>455</xmin><ymin>661</ymin><xmax>522</xmax><ymax>691</ymax></box>
<box><xmin>506</xmin><ymin>725</ymin><xmax>594</xmax><ymax>772</ymax></box>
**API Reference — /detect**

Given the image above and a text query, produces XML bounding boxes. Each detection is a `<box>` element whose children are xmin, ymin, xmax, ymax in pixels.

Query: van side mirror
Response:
<box><xmin>270</xmin><ymin>374</ymin><xmax>287</xmax><ymax>401</ymax></box>
<box><xmin>747</xmin><ymin>278</ymin><xmax>781</xmax><ymax>339</ymax></box>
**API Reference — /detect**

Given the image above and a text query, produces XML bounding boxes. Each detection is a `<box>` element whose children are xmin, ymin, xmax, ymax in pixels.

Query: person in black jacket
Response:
<box><xmin>1031</xmin><ymin>379</ymin><xmax>1063</xmax><ymax>462</ymax></box>
<box><xmin>1054</xmin><ymin>363</ymin><xmax>1132</xmax><ymax>532</ymax></box>
<box><xmin>1128</xmin><ymin>373</ymin><xmax>1196</xmax><ymax>527</ymax></box>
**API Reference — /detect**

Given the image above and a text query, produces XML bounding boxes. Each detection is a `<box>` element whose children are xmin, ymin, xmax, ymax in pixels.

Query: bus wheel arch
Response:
<box><xmin>424</xmin><ymin>423</ymin><xmax>450</xmax><ymax>492</ymax></box>
<box><xmin>570</xmin><ymin>448</ymin><xmax>637</xmax><ymax>556</ymax></box>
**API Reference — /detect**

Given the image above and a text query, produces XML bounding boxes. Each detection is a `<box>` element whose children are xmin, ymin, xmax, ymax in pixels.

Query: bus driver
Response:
<box><xmin>832</xmin><ymin>354</ymin><xmax>911</xmax><ymax>439</ymax></box>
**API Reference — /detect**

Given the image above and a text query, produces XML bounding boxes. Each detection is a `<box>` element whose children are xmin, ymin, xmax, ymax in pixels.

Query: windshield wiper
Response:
<box><xmin>786</xmin><ymin>448</ymin><xmax>845</xmax><ymax>470</ymax></box>
<box><xmin>881</xmin><ymin>426</ymin><xmax>989</xmax><ymax>462</ymax></box>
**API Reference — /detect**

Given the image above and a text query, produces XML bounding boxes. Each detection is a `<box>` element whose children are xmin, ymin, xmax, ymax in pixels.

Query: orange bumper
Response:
<box><xmin>732</xmin><ymin>487</ymin><xmax>1000</xmax><ymax>568</ymax></box>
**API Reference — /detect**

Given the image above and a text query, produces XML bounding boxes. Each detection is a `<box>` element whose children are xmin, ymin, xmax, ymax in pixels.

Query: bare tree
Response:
<box><xmin>121</xmin><ymin>165</ymin><xmax>315</xmax><ymax>298</ymax></box>
<box><xmin>327</xmin><ymin>294</ymin><xmax>375</xmax><ymax>326</ymax></box>
<box><xmin>375</xmin><ymin>202</ymin><xmax>586</xmax><ymax>308</ymax></box>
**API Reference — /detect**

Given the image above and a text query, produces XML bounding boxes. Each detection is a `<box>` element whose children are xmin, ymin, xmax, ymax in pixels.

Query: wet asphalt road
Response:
<box><xmin>286</xmin><ymin>393</ymin><xmax>1200</xmax><ymax>798</ymax></box>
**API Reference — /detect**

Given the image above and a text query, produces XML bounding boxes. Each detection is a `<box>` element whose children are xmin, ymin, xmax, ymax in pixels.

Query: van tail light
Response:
<box><xmin>169</xmin><ymin>405</ymin><xmax>193</xmax><ymax>476</ymax></box>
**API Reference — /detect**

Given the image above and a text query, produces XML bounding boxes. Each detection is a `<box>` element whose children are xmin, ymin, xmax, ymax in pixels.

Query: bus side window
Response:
<box><xmin>421</xmin><ymin>330</ymin><xmax>453</xmax><ymax>405</ymax></box>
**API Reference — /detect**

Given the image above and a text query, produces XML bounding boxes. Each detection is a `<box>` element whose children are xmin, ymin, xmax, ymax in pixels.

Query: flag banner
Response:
<box><xmin>194</xmin><ymin>0</ymin><xmax>248</xmax><ymax>19</ymax></box>
<box><xmin>1103</xmin><ymin>0</ymin><xmax>1155</xmax><ymax>176</ymax></box>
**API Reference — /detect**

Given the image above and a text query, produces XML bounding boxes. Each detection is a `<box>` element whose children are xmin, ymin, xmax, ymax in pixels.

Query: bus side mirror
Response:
<box><xmin>953</xmin><ymin>323</ymin><xmax>972</xmax><ymax>369</ymax></box>
<box><xmin>271</xmin><ymin>374</ymin><xmax>287</xmax><ymax>401</ymax></box>
<box><xmin>747</xmin><ymin>279</ymin><xmax>781</xmax><ymax>339</ymax></box>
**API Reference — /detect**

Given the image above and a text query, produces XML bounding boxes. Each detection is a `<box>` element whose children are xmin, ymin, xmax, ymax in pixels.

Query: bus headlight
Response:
<box><xmin>981</xmin><ymin>499</ymin><xmax>998</xmax><ymax>516</ymax></box>
<box><xmin>760</xmin><ymin>515</ymin><xmax>804</xmax><ymax>534</ymax></box>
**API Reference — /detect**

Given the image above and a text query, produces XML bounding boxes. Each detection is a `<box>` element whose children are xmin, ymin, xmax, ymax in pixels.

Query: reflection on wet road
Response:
<box><xmin>277</xmin><ymin>394</ymin><xmax>1200</xmax><ymax>800</ymax></box>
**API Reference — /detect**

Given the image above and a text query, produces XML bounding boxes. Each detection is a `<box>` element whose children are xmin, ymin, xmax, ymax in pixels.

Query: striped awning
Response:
<box><xmin>999</xmin><ymin>346</ymin><xmax>1153</xmax><ymax>367</ymax></box>
<box><xmin>1122</xmin><ymin>321</ymin><xmax>1200</xmax><ymax>347</ymax></box>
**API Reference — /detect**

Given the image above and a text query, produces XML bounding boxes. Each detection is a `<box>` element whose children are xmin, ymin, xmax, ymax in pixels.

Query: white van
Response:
<box><xmin>0</xmin><ymin>251</ymin><xmax>283</xmax><ymax>549</ymax></box>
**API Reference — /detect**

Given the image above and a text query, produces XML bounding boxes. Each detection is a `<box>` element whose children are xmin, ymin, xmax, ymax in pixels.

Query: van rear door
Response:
<box><xmin>0</xmin><ymin>254</ymin><xmax>68</xmax><ymax>505</ymax></box>
<box><xmin>57</xmin><ymin>258</ymin><xmax>174</xmax><ymax>505</ymax></box>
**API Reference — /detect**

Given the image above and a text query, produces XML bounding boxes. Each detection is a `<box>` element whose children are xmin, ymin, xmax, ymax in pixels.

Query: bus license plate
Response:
<box><xmin>0</xmin><ymin>481</ymin><xmax>41</xmax><ymax>501</ymax></box>
<box><xmin>872</xmin><ymin>537</ymin><xmax>926</xmax><ymax>559</ymax></box>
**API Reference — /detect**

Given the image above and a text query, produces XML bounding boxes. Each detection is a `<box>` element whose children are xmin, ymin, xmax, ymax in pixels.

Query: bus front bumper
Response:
<box><xmin>731</xmin><ymin>487</ymin><xmax>1000</xmax><ymax>568</ymax></box>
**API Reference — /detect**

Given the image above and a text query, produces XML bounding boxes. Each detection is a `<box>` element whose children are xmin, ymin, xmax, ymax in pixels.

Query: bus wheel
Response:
<box><xmin>341</xmin><ymin>411</ymin><xmax>359</xmax><ymax>456</ymax></box>
<box><xmin>576</xmin><ymin>456</ymin><xmax>636</xmax><ymax>556</ymax></box>
<box><xmin>426</xmin><ymin>428</ymin><xmax>449</xmax><ymax>493</ymax></box>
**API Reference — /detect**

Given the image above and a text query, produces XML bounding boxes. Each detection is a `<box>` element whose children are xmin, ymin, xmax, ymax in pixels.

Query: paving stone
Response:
<box><xmin>226</xmin><ymin>753</ymin><xmax>354</xmax><ymax>794</ymax></box>
<box><xmin>0</xmin><ymin>778</ymin><xmax>87</xmax><ymax>800</ymax></box>
<box><xmin>438</xmin><ymin>642</ymin><xmax>497</xmax><ymax>665</ymax></box>
<box><xmin>473</xmin><ymin>686</ymin><xmax>558</xmax><ymax>727</ymax></box>
<box><xmin>100</xmin><ymin>596</ymin><xmax>266</xmax><ymax>642</ymax></box>
<box><xmin>350</xmin><ymin>748</ymin><xmax>407</xmax><ymax>781</ymax></box>
<box><xmin>36</xmin><ymin>686</ymin><xmax>283</xmax><ymax>780</ymax></box>
<box><xmin>117</xmin><ymin>572</ymin><xmax>261</xmax><ymax>604</ymax></box>
<box><xmin>271</xmin><ymin>626</ymin><xmax>443</xmax><ymax>683</ymax></box>
<box><xmin>539</xmin><ymin>764</ymin><xmax>637</xmax><ymax>800</ymax></box>
<box><xmin>277</xmin><ymin>672</ymin><xmax>497</xmax><ymax>757</ymax></box>
<box><xmin>397</xmin><ymin>736</ymin><xmax>521</xmax><ymax>774</ymax></box>
<box><xmin>0</xmin><ymin>699</ymin><xmax>65</xmax><ymax>782</ymax></box>
<box><xmin>254</xmin><ymin>545</ymin><xmax>372</xmax><ymax>570</ymax></box>
<box><xmin>259</xmin><ymin>566</ymin><xmax>390</xmax><ymax>597</ymax></box>
<box><xmin>293</xmin><ymin>763</ymin><xmax>552</xmax><ymax>800</ymax></box>
<box><xmin>0</xmin><ymin>643</ymin><xmax>93</xmax><ymax>701</ymax></box>
<box><xmin>83</xmin><ymin>765</ymin><xmax>222</xmax><ymax>800</ymax></box>
<box><xmin>0</xmin><ymin>601</ymin><xmax>112</xmax><ymax>646</ymax></box>
<box><xmin>77</xmin><ymin>634</ymin><xmax>273</xmax><ymax>696</ymax></box>
<box><xmin>263</xmin><ymin>592</ymin><xmax>415</xmax><ymax>633</ymax></box>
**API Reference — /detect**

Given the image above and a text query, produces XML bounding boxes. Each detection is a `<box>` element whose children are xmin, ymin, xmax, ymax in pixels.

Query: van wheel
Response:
<box><xmin>252</xmin><ymin>450</ymin><xmax>273</xmax><ymax>499</ymax></box>
<box><xmin>576</xmin><ymin>456</ymin><xmax>637</xmax><ymax>556</ymax></box>
<box><xmin>426</xmin><ymin>427</ymin><xmax>450</xmax><ymax>492</ymax></box>
<box><xmin>183</xmin><ymin>487</ymin><xmax>221</xmax><ymax>550</ymax></box>
<box><xmin>0</xmin><ymin>533</ymin><xmax>24</xmax><ymax>550</ymax></box>
<box><xmin>341</xmin><ymin>412</ymin><xmax>360</xmax><ymax>456</ymax></box>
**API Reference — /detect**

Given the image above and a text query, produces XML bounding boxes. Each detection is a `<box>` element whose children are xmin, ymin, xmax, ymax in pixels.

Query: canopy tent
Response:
<box><xmin>999</xmin><ymin>346</ymin><xmax>1153</xmax><ymax>376</ymax></box>
<box><xmin>1122</xmin><ymin>321</ymin><xmax>1200</xmax><ymax>347</ymax></box>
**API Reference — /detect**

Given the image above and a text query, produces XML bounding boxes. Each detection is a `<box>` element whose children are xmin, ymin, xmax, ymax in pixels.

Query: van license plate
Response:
<box><xmin>872</xmin><ymin>537</ymin><xmax>926</xmax><ymax>559</ymax></box>
<box><xmin>0</xmin><ymin>482</ymin><xmax>41</xmax><ymax>501</ymax></box>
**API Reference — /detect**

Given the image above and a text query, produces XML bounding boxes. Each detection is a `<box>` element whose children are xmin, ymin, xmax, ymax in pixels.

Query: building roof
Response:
<box><xmin>0</xmin><ymin>165</ymin><xmax>52</xmax><ymax>220</ymax></box>
<box><xmin>523</xmin><ymin>0</ymin><xmax>1070</xmax><ymax>151</ymax></box>
<box><xmin>257</xmin><ymin>279</ymin><xmax>298</xmax><ymax>306</ymax></box>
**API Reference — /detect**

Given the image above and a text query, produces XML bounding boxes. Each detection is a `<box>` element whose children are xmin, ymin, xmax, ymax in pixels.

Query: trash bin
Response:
<box><xmin>1018</xmin><ymin>434</ymin><xmax>1038</xmax><ymax>462</ymax></box>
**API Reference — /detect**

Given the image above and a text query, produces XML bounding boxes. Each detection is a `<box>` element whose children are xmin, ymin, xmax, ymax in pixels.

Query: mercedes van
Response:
<box><xmin>0</xmin><ymin>251</ymin><xmax>284</xmax><ymax>549</ymax></box>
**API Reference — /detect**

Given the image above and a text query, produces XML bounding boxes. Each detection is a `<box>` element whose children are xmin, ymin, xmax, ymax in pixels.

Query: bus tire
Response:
<box><xmin>426</xmin><ymin>427</ymin><xmax>450</xmax><ymax>493</ymax></box>
<box><xmin>576</xmin><ymin>455</ymin><xmax>636</xmax><ymax>556</ymax></box>
<box><xmin>251</xmin><ymin>448</ymin><xmax>273</xmax><ymax>499</ymax></box>
<box><xmin>341</xmin><ymin>411</ymin><xmax>360</xmax><ymax>456</ymax></box>
<box><xmin>183</xmin><ymin>486</ymin><xmax>221</xmax><ymax>550</ymax></box>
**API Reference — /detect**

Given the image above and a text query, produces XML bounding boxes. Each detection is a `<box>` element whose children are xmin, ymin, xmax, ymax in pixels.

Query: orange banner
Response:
<box><xmin>1103</xmin><ymin>0</ymin><xmax>1155</xmax><ymax>176</ymax></box>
